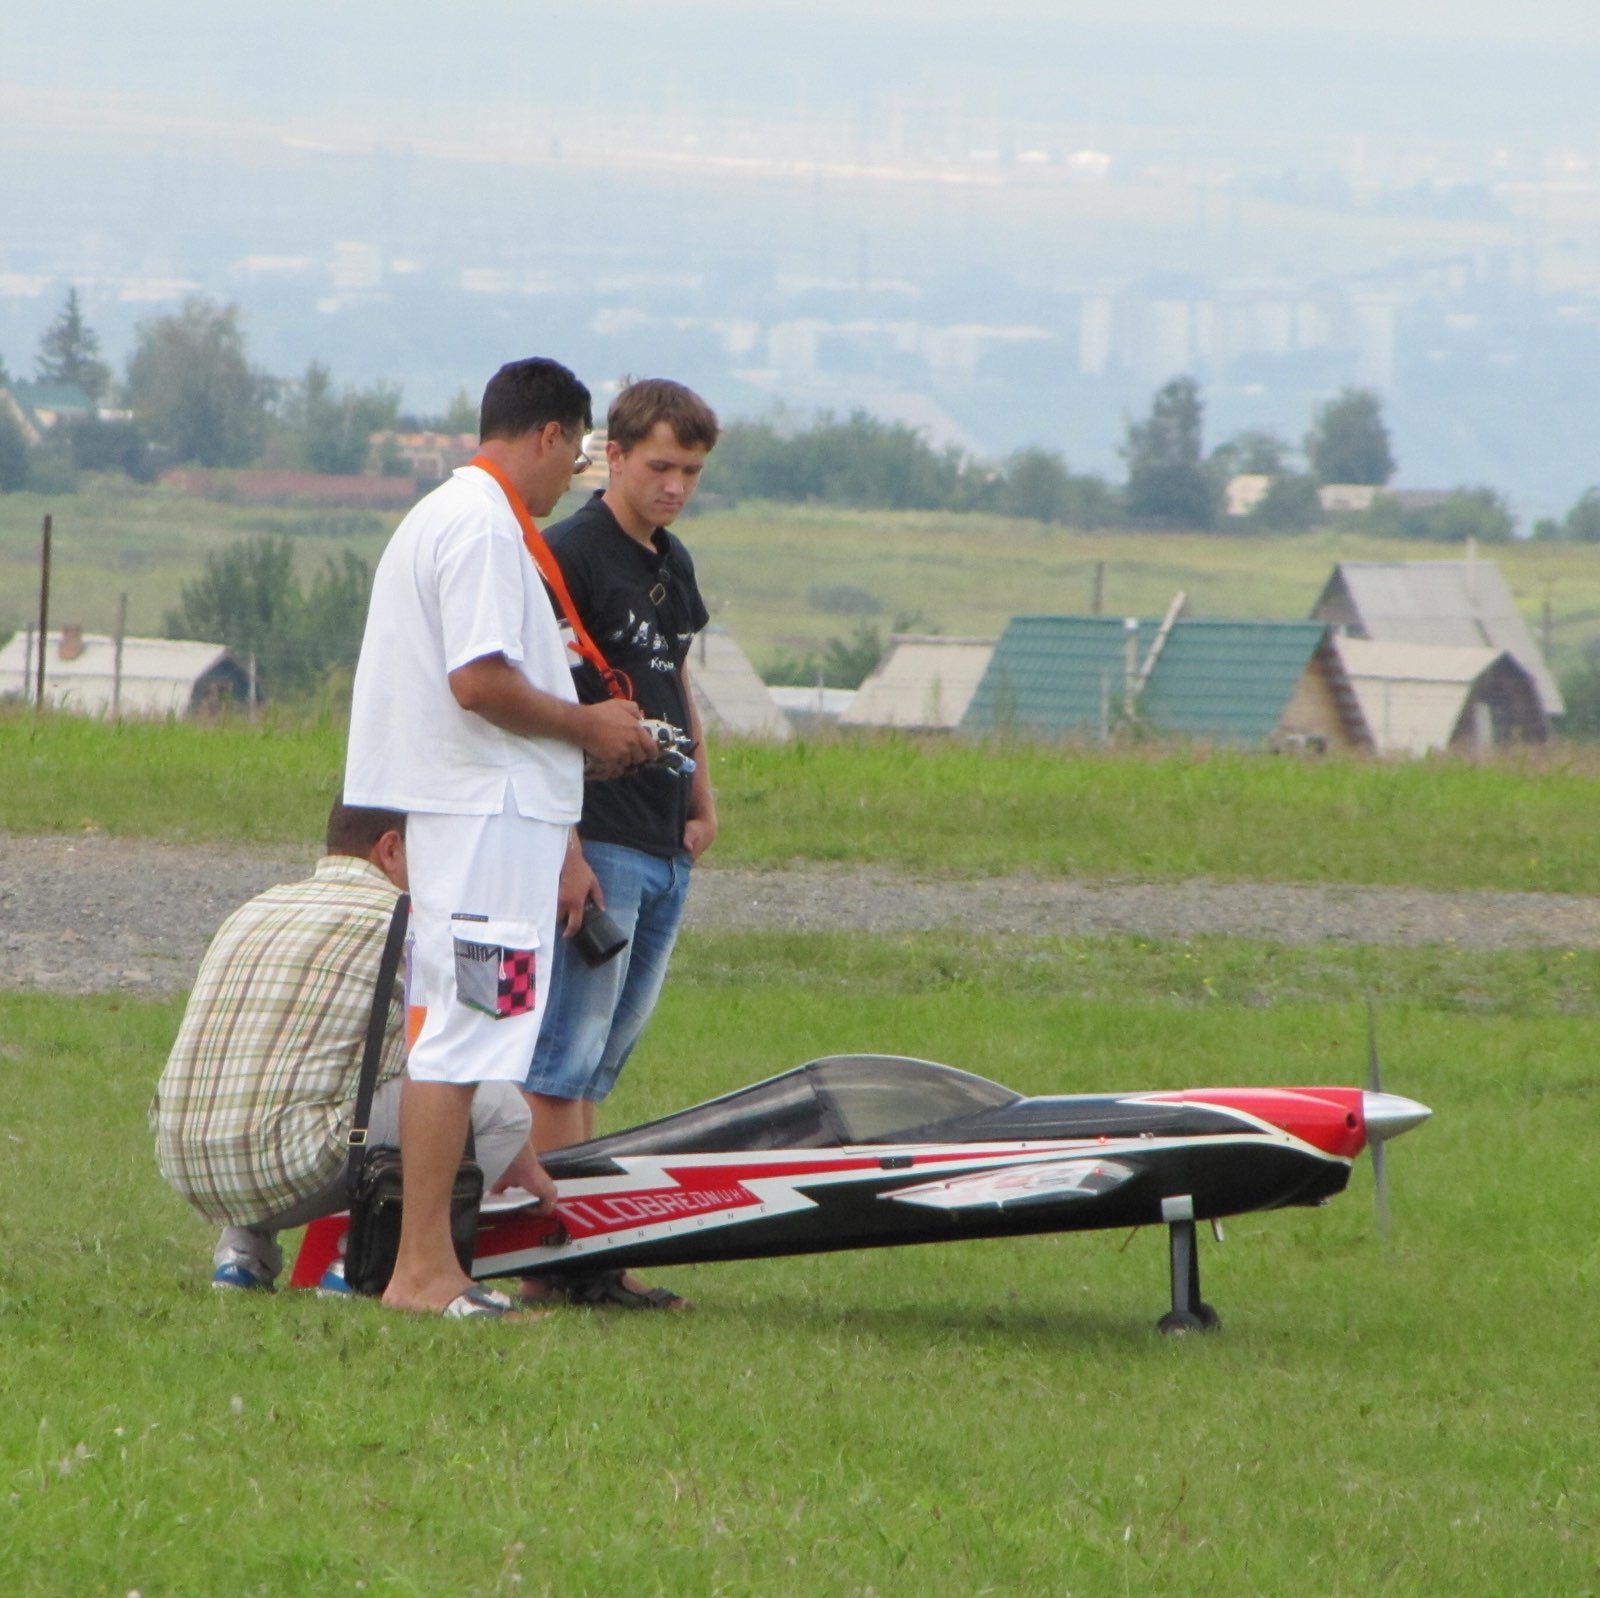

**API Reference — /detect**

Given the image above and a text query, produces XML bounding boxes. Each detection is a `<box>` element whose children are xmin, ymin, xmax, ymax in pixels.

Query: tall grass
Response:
<box><xmin>6</xmin><ymin>710</ymin><xmax>1600</xmax><ymax>893</ymax></box>
<box><xmin>0</xmin><ymin>709</ymin><xmax>347</xmax><ymax>843</ymax></box>
<box><xmin>713</xmin><ymin>734</ymin><xmax>1600</xmax><ymax>890</ymax></box>
<box><xmin>1</xmin><ymin>931</ymin><xmax>1595</xmax><ymax>1596</ymax></box>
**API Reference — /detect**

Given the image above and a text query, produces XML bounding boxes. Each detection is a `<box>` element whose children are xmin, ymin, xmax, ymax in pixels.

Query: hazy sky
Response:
<box><xmin>11</xmin><ymin>0</ymin><xmax>1600</xmax><ymax>137</ymax></box>
<box><xmin>6</xmin><ymin>0</ymin><xmax>1599</xmax><ymax>513</ymax></box>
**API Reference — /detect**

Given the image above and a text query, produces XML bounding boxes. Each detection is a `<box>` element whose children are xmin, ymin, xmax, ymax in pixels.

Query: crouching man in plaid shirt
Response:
<box><xmin>151</xmin><ymin>799</ymin><xmax>552</xmax><ymax>1293</ymax></box>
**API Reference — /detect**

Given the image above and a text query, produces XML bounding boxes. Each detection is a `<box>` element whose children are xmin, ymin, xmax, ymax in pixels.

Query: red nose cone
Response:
<box><xmin>1150</xmin><ymin>1088</ymin><xmax>1369</xmax><ymax>1158</ymax></box>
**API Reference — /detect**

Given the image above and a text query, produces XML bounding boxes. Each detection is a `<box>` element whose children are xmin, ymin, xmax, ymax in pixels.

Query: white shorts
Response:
<box><xmin>405</xmin><ymin>806</ymin><xmax>568</xmax><ymax>1086</ymax></box>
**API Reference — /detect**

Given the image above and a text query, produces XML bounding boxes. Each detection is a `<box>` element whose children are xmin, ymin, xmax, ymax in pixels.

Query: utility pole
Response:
<box><xmin>112</xmin><ymin>591</ymin><xmax>129</xmax><ymax>721</ymax></box>
<box><xmin>34</xmin><ymin>514</ymin><xmax>52</xmax><ymax>711</ymax></box>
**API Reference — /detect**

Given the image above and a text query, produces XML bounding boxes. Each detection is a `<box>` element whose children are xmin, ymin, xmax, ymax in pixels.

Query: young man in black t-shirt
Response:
<box><xmin>521</xmin><ymin>379</ymin><xmax>720</xmax><ymax>1308</ymax></box>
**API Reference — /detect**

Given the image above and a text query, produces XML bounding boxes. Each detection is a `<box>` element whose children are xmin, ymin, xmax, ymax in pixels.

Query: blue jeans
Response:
<box><xmin>524</xmin><ymin>842</ymin><xmax>692</xmax><ymax>1104</ymax></box>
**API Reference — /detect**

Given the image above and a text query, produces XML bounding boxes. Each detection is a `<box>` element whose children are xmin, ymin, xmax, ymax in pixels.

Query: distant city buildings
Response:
<box><xmin>2</xmin><ymin>115</ymin><xmax>1598</xmax><ymax>520</ymax></box>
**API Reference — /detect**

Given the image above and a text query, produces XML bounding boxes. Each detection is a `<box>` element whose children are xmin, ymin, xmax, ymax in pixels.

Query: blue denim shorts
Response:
<box><xmin>523</xmin><ymin>842</ymin><xmax>692</xmax><ymax>1103</ymax></box>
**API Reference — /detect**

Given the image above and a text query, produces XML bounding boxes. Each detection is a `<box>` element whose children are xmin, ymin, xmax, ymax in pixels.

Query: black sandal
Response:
<box><xmin>564</xmin><ymin>1268</ymin><xmax>690</xmax><ymax>1311</ymax></box>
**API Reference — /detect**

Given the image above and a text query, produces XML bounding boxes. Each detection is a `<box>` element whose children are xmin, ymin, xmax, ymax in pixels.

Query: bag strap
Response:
<box><xmin>346</xmin><ymin>890</ymin><xmax>411</xmax><ymax>1196</ymax></box>
<box><xmin>468</xmin><ymin>452</ymin><xmax>634</xmax><ymax>702</ymax></box>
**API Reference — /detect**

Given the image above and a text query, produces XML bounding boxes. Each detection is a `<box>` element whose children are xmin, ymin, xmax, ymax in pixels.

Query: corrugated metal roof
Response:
<box><xmin>1138</xmin><ymin>620</ymin><xmax>1329</xmax><ymax>743</ymax></box>
<box><xmin>962</xmin><ymin>616</ymin><xmax>1328</xmax><ymax>745</ymax></box>
<box><xmin>0</xmin><ymin>632</ymin><xmax>238</xmax><ymax>717</ymax></box>
<box><xmin>9</xmin><ymin>380</ymin><xmax>94</xmax><ymax>416</ymax></box>
<box><xmin>1313</xmin><ymin>559</ymin><xmax>1562</xmax><ymax>715</ymax></box>
<box><xmin>685</xmin><ymin>626</ymin><xmax>792</xmax><ymax>741</ymax></box>
<box><xmin>963</xmin><ymin>615</ymin><xmax>1137</xmax><ymax>737</ymax></box>
<box><xmin>840</xmin><ymin>636</ymin><xmax>995</xmax><ymax>730</ymax></box>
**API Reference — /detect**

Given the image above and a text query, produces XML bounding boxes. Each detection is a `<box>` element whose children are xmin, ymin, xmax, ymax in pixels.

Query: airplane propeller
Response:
<box><xmin>1362</xmin><ymin>995</ymin><xmax>1430</xmax><ymax>1238</ymax></box>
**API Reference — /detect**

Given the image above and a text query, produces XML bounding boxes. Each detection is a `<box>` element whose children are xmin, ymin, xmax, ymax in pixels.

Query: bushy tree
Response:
<box><xmin>439</xmin><ymin>388</ymin><xmax>478</xmax><ymax>435</ymax></box>
<box><xmin>994</xmin><ymin>446</ymin><xmax>1073</xmax><ymax>522</ymax></box>
<box><xmin>1305</xmin><ymin>387</ymin><xmax>1395</xmax><ymax>485</ymax></box>
<box><xmin>290</xmin><ymin>361</ymin><xmax>403</xmax><ymax>475</ymax></box>
<box><xmin>988</xmin><ymin>447</ymin><xmax>1123</xmax><ymax>528</ymax></box>
<box><xmin>1211</xmin><ymin>429</ymin><xmax>1293</xmax><ymax>479</ymax></box>
<box><xmin>298</xmin><ymin>550</ymin><xmax>374</xmax><ymax>665</ymax></box>
<box><xmin>808</xmin><ymin>412</ymin><xmax>967</xmax><ymax>508</ymax></box>
<box><xmin>165</xmin><ymin>534</ymin><xmax>371</xmax><ymax>696</ymax></box>
<box><xmin>64</xmin><ymin>414</ymin><xmax>156</xmax><ymax>481</ymax></box>
<box><xmin>712</xmin><ymin>411</ymin><xmax>986</xmax><ymax>511</ymax></box>
<box><xmin>1122</xmin><ymin>375</ymin><xmax>1216</xmax><ymax>528</ymax></box>
<box><xmin>125</xmin><ymin>298</ymin><xmax>272</xmax><ymax>467</ymax></box>
<box><xmin>35</xmin><ymin>288</ymin><xmax>111</xmax><ymax>402</ymax></box>
<box><xmin>166</xmin><ymin>535</ymin><xmax>296</xmax><ymax>662</ymax></box>
<box><xmin>764</xmin><ymin>621</ymin><xmax>889</xmax><ymax>690</ymax></box>
<box><xmin>1357</xmin><ymin>486</ymin><xmax>1514</xmax><ymax>543</ymax></box>
<box><xmin>1557</xmin><ymin>650</ymin><xmax>1600</xmax><ymax>740</ymax></box>
<box><xmin>712</xmin><ymin>418</ymin><xmax>810</xmax><ymax>501</ymax></box>
<box><xmin>1562</xmin><ymin>488</ymin><xmax>1600</xmax><ymax>543</ymax></box>
<box><xmin>1247</xmin><ymin>473</ymin><xmax>1323</xmax><ymax>532</ymax></box>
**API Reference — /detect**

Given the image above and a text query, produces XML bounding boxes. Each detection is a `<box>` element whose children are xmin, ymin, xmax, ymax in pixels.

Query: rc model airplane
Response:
<box><xmin>291</xmin><ymin>1052</ymin><xmax>1430</xmax><ymax>1333</ymax></box>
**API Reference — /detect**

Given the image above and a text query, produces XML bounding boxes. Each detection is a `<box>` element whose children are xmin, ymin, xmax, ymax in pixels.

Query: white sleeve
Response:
<box><xmin>434</xmin><ymin>510</ymin><xmax>529</xmax><ymax>672</ymax></box>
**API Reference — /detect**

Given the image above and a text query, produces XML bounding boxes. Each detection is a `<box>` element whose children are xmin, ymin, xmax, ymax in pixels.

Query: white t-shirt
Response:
<box><xmin>344</xmin><ymin>465</ymin><xmax>582</xmax><ymax>820</ymax></box>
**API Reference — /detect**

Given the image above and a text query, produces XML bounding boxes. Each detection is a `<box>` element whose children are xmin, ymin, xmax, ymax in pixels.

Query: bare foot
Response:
<box><xmin>382</xmin><ymin>1269</ymin><xmax>476</xmax><ymax>1313</ymax></box>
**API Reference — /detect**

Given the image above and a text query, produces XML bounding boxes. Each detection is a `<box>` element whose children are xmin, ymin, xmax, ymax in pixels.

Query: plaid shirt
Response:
<box><xmin>151</xmin><ymin>855</ymin><xmax>406</xmax><ymax>1226</ymax></box>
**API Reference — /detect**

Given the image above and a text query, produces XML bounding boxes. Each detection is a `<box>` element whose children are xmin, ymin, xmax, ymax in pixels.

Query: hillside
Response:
<box><xmin>2</xmin><ymin>478</ymin><xmax>1592</xmax><ymax>678</ymax></box>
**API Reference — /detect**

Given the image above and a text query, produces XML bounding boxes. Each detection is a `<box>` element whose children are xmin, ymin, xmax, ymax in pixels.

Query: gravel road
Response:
<box><xmin>4</xmin><ymin>830</ymin><xmax>1597</xmax><ymax>995</ymax></box>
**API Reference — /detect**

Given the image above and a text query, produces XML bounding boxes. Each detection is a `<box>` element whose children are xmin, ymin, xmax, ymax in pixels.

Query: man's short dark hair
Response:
<box><xmin>479</xmin><ymin>358</ymin><xmax>592</xmax><ymax>444</ymax></box>
<box><xmin>608</xmin><ymin>378</ymin><xmax>720</xmax><ymax>454</ymax></box>
<box><xmin>326</xmin><ymin>798</ymin><xmax>406</xmax><ymax>857</ymax></box>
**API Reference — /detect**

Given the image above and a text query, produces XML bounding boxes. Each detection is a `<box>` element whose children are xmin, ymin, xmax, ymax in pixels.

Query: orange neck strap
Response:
<box><xmin>469</xmin><ymin>453</ymin><xmax>630</xmax><ymax>701</ymax></box>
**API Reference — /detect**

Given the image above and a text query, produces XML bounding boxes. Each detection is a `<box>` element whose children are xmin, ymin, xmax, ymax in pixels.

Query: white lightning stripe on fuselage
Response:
<box><xmin>475</xmin><ymin>1117</ymin><xmax>1350</xmax><ymax>1278</ymax></box>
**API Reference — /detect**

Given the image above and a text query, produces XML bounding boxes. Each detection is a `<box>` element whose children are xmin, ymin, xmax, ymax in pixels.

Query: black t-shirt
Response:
<box><xmin>546</xmin><ymin>492</ymin><xmax>710</xmax><ymax>858</ymax></box>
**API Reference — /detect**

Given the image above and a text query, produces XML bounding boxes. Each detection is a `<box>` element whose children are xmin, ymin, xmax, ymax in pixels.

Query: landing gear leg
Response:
<box><xmin>1157</xmin><ymin>1215</ymin><xmax>1221</xmax><ymax>1336</ymax></box>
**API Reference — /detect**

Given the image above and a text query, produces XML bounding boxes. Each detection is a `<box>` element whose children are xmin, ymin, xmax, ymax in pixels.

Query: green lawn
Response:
<box><xmin>2</xmin><ymin>930</ymin><xmax>1595</xmax><ymax>1596</ymax></box>
<box><xmin>5</xmin><ymin>712</ymin><xmax>1600</xmax><ymax>894</ymax></box>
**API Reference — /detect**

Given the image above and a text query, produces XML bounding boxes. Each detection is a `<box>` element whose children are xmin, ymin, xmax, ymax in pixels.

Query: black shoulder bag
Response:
<box><xmin>343</xmin><ymin>891</ymin><xmax>485</xmax><ymax>1296</ymax></box>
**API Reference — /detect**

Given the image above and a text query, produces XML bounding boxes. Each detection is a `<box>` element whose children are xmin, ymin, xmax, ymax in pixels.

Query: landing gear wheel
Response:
<box><xmin>1194</xmin><ymin>1301</ymin><xmax>1221</xmax><ymax>1333</ymax></box>
<box><xmin>1158</xmin><ymin>1310</ymin><xmax>1204</xmax><ymax>1336</ymax></box>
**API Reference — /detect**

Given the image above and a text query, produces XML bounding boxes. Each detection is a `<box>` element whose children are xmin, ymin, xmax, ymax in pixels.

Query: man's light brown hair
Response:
<box><xmin>608</xmin><ymin>379</ymin><xmax>719</xmax><ymax>454</ymax></box>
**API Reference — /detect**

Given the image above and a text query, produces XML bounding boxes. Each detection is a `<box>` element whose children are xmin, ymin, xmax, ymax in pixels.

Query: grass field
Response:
<box><xmin>3</xmin><ymin>720</ymin><xmax>1598</xmax><ymax>1593</ymax></box>
<box><xmin>3</xmin><ymin>477</ymin><xmax>1595</xmax><ymax>679</ymax></box>
<box><xmin>5</xmin><ymin>710</ymin><xmax>1600</xmax><ymax>894</ymax></box>
<box><xmin>2</xmin><ymin>931</ymin><xmax>1597</xmax><ymax>1596</ymax></box>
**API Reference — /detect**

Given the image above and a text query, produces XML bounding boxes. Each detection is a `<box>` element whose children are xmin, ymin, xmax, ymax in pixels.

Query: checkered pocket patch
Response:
<box><xmin>451</xmin><ymin>915</ymin><xmax>540</xmax><ymax>1020</ymax></box>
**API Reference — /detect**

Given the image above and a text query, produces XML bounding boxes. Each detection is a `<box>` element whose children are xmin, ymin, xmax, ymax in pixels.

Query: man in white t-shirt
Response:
<box><xmin>345</xmin><ymin>356</ymin><xmax>657</xmax><ymax>1319</ymax></box>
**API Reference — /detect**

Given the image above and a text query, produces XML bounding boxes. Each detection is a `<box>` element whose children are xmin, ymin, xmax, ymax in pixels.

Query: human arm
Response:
<box><xmin>448</xmin><ymin>652</ymin><xmax>655</xmax><ymax>770</ymax></box>
<box><xmin>679</xmin><ymin>660</ymin><xmax>718</xmax><ymax>862</ymax></box>
<box><xmin>556</xmin><ymin>831</ymin><xmax>600</xmax><ymax>937</ymax></box>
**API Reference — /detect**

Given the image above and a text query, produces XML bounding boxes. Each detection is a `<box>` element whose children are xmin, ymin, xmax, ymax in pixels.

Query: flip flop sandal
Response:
<box><xmin>440</xmin><ymin>1285</ymin><xmax>517</xmax><ymax>1320</ymax></box>
<box><xmin>565</xmin><ymin>1269</ymin><xmax>690</xmax><ymax>1311</ymax></box>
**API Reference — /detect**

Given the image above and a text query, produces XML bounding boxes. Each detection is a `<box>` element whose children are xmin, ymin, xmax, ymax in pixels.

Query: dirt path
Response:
<box><xmin>4</xmin><ymin>830</ymin><xmax>1597</xmax><ymax>995</ymax></box>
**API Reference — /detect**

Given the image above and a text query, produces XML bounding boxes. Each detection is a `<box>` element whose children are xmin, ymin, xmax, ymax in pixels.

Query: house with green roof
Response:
<box><xmin>6</xmin><ymin>381</ymin><xmax>95</xmax><ymax>434</ymax></box>
<box><xmin>961</xmin><ymin>614</ymin><xmax>1366</xmax><ymax>749</ymax></box>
